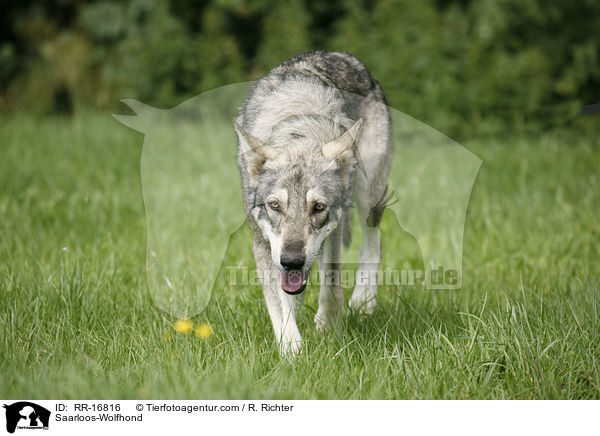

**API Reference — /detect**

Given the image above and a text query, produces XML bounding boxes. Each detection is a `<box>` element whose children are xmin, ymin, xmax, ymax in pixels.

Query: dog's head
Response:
<box><xmin>236</xmin><ymin>116</ymin><xmax>362</xmax><ymax>295</ymax></box>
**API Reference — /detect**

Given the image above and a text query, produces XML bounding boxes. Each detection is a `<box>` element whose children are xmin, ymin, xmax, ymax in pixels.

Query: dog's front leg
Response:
<box><xmin>253</xmin><ymin>237</ymin><xmax>303</xmax><ymax>355</ymax></box>
<box><xmin>315</xmin><ymin>226</ymin><xmax>344</xmax><ymax>331</ymax></box>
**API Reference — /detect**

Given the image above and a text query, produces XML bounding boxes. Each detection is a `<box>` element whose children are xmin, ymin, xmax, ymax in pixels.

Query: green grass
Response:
<box><xmin>1</xmin><ymin>113</ymin><xmax>599</xmax><ymax>399</ymax></box>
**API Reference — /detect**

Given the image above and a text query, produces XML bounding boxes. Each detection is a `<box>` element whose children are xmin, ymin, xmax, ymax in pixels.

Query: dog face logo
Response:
<box><xmin>114</xmin><ymin>81</ymin><xmax>481</xmax><ymax>319</ymax></box>
<box><xmin>3</xmin><ymin>402</ymin><xmax>50</xmax><ymax>433</ymax></box>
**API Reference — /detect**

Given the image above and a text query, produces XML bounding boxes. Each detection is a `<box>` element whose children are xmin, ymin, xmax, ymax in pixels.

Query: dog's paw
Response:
<box><xmin>279</xmin><ymin>338</ymin><xmax>303</xmax><ymax>357</ymax></box>
<box><xmin>314</xmin><ymin>310</ymin><xmax>341</xmax><ymax>332</ymax></box>
<box><xmin>348</xmin><ymin>287</ymin><xmax>377</xmax><ymax>317</ymax></box>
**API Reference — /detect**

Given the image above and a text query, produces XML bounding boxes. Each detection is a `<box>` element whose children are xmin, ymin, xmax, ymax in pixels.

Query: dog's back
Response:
<box><xmin>237</xmin><ymin>51</ymin><xmax>388</xmax><ymax>139</ymax></box>
<box><xmin>275</xmin><ymin>51</ymin><xmax>387</xmax><ymax>103</ymax></box>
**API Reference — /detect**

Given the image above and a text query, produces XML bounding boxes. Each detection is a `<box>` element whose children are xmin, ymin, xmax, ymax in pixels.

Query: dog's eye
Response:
<box><xmin>268</xmin><ymin>201</ymin><xmax>281</xmax><ymax>212</ymax></box>
<box><xmin>313</xmin><ymin>202</ymin><xmax>326</xmax><ymax>213</ymax></box>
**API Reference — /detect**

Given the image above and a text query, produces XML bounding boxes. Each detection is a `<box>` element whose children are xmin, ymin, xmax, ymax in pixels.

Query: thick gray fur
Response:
<box><xmin>235</xmin><ymin>51</ymin><xmax>392</xmax><ymax>355</ymax></box>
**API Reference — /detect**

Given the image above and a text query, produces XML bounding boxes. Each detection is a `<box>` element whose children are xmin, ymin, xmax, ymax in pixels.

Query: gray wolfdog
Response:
<box><xmin>234</xmin><ymin>51</ymin><xmax>392</xmax><ymax>354</ymax></box>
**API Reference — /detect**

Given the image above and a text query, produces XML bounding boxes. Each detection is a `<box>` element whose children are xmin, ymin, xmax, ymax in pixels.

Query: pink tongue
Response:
<box><xmin>280</xmin><ymin>270</ymin><xmax>306</xmax><ymax>292</ymax></box>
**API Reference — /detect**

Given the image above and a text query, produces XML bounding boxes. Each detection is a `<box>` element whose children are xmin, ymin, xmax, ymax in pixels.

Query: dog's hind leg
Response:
<box><xmin>315</xmin><ymin>225</ymin><xmax>344</xmax><ymax>331</ymax></box>
<box><xmin>253</xmin><ymin>237</ymin><xmax>303</xmax><ymax>355</ymax></box>
<box><xmin>349</xmin><ymin>193</ymin><xmax>382</xmax><ymax>316</ymax></box>
<box><xmin>349</xmin><ymin>106</ymin><xmax>391</xmax><ymax>316</ymax></box>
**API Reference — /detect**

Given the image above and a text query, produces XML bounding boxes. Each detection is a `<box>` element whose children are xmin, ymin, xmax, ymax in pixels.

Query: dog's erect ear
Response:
<box><xmin>235</xmin><ymin>124</ymin><xmax>277</xmax><ymax>178</ymax></box>
<box><xmin>322</xmin><ymin>118</ymin><xmax>363</xmax><ymax>163</ymax></box>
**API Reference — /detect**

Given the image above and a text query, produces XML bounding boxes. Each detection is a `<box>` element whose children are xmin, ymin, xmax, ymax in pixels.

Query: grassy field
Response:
<box><xmin>1</xmin><ymin>113</ymin><xmax>599</xmax><ymax>399</ymax></box>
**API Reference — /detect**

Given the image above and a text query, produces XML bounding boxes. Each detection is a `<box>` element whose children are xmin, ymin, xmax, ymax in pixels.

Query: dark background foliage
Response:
<box><xmin>1</xmin><ymin>0</ymin><xmax>598</xmax><ymax>137</ymax></box>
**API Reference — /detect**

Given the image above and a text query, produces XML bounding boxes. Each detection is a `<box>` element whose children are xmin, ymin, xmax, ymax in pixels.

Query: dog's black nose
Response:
<box><xmin>280</xmin><ymin>252</ymin><xmax>305</xmax><ymax>270</ymax></box>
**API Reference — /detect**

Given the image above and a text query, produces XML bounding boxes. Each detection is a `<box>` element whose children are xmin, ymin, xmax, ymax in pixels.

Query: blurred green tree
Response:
<box><xmin>255</xmin><ymin>0</ymin><xmax>311</xmax><ymax>73</ymax></box>
<box><xmin>0</xmin><ymin>0</ymin><xmax>598</xmax><ymax>136</ymax></box>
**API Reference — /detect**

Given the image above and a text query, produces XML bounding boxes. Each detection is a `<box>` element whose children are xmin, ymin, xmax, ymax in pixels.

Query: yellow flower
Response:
<box><xmin>195</xmin><ymin>324</ymin><xmax>213</xmax><ymax>339</ymax></box>
<box><xmin>174</xmin><ymin>319</ymin><xmax>194</xmax><ymax>334</ymax></box>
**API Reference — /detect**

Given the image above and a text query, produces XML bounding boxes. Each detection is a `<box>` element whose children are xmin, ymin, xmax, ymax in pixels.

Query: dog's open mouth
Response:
<box><xmin>280</xmin><ymin>270</ymin><xmax>308</xmax><ymax>295</ymax></box>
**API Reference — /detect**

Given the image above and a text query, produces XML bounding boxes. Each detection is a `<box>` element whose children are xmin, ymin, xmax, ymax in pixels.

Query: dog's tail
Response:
<box><xmin>366</xmin><ymin>185</ymin><xmax>397</xmax><ymax>228</ymax></box>
<box><xmin>343</xmin><ymin>209</ymin><xmax>352</xmax><ymax>247</ymax></box>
